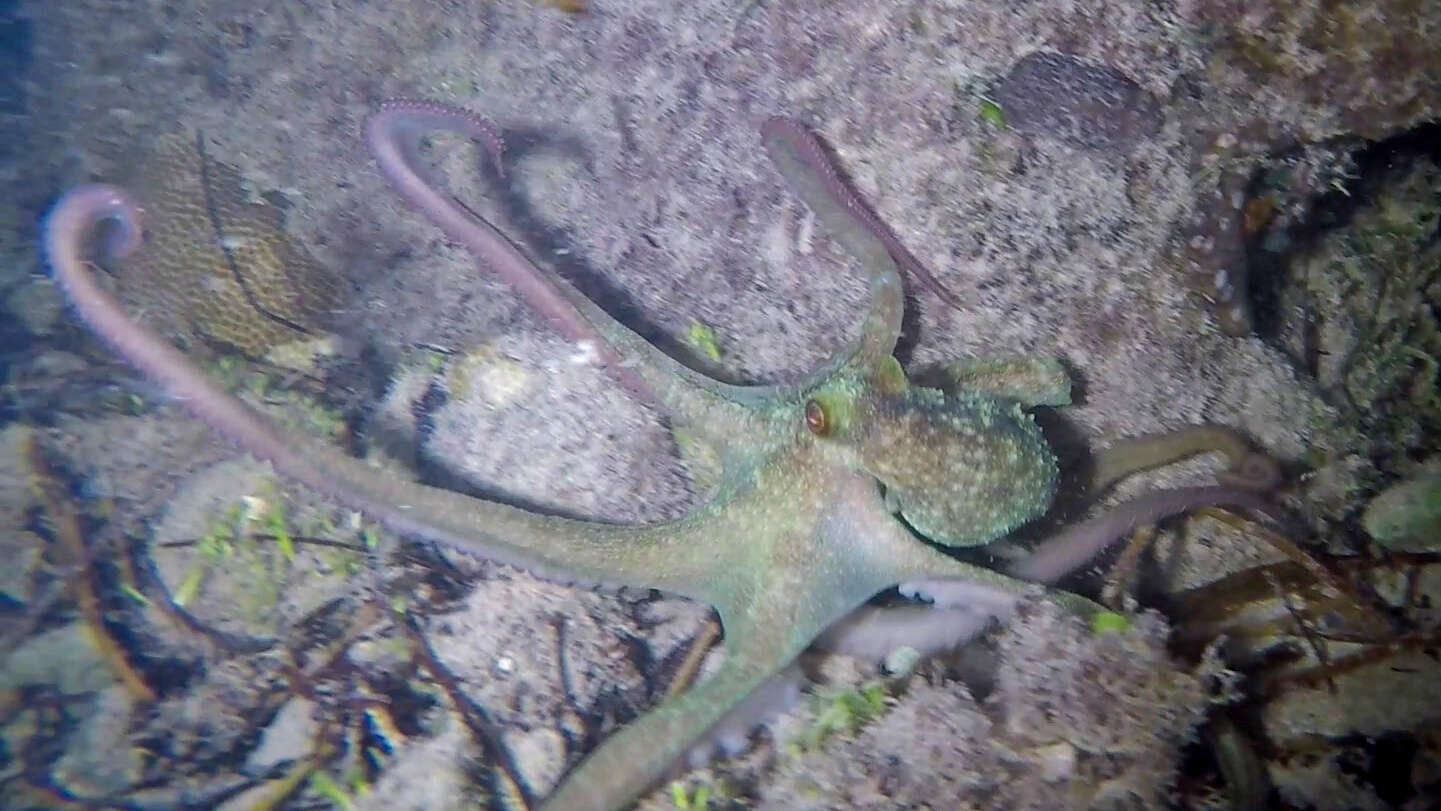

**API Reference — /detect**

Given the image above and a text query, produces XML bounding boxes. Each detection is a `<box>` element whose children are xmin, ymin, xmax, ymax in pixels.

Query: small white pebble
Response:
<box><xmin>219</xmin><ymin>235</ymin><xmax>259</xmax><ymax>250</ymax></box>
<box><xmin>884</xmin><ymin>645</ymin><xmax>923</xmax><ymax>676</ymax></box>
<box><xmin>569</xmin><ymin>340</ymin><xmax>600</xmax><ymax>366</ymax></box>
<box><xmin>1035</xmin><ymin>741</ymin><xmax>1077</xmax><ymax>782</ymax></box>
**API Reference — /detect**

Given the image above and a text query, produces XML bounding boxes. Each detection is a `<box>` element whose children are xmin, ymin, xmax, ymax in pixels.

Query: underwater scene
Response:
<box><xmin>1</xmin><ymin>0</ymin><xmax>1439</xmax><ymax>808</ymax></box>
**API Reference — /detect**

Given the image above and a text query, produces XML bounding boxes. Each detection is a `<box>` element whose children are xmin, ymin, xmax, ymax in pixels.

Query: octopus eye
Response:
<box><xmin>804</xmin><ymin>399</ymin><xmax>830</xmax><ymax>436</ymax></box>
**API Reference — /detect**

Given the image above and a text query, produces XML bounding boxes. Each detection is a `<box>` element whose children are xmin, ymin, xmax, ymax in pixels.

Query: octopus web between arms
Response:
<box><xmin>45</xmin><ymin>100</ymin><xmax>1282</xmax><ymax>811</ymax></box>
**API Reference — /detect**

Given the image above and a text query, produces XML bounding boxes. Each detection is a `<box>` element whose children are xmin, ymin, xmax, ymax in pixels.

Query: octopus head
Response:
<box><xmin>803</xmin><ymin>365</ymin><xmax>1056</xmax><ymax>546</ymax></box>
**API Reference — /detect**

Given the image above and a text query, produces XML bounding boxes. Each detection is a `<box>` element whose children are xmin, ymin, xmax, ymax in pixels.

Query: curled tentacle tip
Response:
<box><xmin>44</xmin><ymin>184</ymin><xmax>146</xmax><ymax>290</ymax></box>
<box><xmin>758</xmin><ymin>114</ymin><xmax>967</xmax><ymax>313</ymax></box>
<box><xmin>366</xmin><ymin>97</ymin><xmax>506</xmax><ymax>174</ymax></box>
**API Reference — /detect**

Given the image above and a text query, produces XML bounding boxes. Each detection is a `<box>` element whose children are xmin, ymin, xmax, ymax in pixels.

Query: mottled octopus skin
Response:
<box><xmin>46</xmin><ymin>103</ymin><xmax>1272</xmax><ymax>811</ymax></box>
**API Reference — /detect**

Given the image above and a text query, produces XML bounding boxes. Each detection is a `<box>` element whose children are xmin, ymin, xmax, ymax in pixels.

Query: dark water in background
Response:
<box><xmin>0</xmin><ymin>1</ymin><xmax>31</xmax><ymax>117</ymax></box>
<box><xmin>1</xmin><ymin>0</ymin><xmax>33</xmax><ymax>414</ymax></box>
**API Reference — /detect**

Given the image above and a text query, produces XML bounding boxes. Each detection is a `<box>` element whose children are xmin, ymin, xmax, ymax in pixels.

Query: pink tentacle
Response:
<box><xmin>43</xmin><ymin>183</ymin><xmax>703</xmax><ymax>592</ymax></box>
<box><xmin>899</xmin><ymin>485</ymin><xmax>1284</xmax><ymax>612</ymax></box>
<box><xmin>44</xmin><ymin>184</ymin><xmax>329</xmax><ymax>486</ymax></box>
<box><xmin>365</xmin><ymin>98</ymin><xmax>659</xmax><ymax>404</ymax></box>
<box><xmin>1006</xmin><ymin>485</ymin><xmax>1281</xmax><ymax>584</ymax></box>
<box><xmin>761</xmin><ymin>116</ymin><xmax>966</xmax><ymax>311</ymax></box>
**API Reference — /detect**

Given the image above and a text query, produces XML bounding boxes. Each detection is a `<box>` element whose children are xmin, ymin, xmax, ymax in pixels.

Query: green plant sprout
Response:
<box><xmin>670</xmin><ymin>780</ymin><xmax>710</xmax><ymax>810</ymax></box>
<box><xmin>684</xmin><ymin>320</ymin><xmax>724</xmax><ymax>363</ymax></box>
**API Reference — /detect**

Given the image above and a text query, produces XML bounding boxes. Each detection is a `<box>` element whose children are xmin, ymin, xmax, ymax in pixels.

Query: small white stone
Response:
<box><xmin>1034</xmin><ymin>741</ymin><xmax>1076</xmax><ymax>782</ymax></box>
<box><xmin>569</xmin><ymin>340</ymin><xmax>601</xmax><ymax>366</ymax></box>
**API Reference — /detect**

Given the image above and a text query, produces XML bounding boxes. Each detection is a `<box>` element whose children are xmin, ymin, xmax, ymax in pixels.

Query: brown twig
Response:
<box><xmin>21</xmin><ymin>430</ymin><xmax>157</xmax><ymax>703</ymax></box>
<box><xmin>1100</xmin><ymin>524</ymin><xmax>1157</xmax><ymax>609</ymax></box>
<box><xmin>665</xmin><ymin>616</ymin><xmax>722</xmax><ymax>699</ymax></box>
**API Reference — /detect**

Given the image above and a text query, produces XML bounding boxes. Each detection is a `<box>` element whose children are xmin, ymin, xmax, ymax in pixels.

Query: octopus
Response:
<box><xmin>44</xmin><ymin>99</ymin><xmax>1283</xmax><ymax>810</ymax></box>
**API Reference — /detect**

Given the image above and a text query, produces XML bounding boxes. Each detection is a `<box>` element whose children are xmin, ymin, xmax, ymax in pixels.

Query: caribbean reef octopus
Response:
<box><xmin>44</xmin><ymin>99</ymin><xmax>1284</xmax><ymax>810</ymax></box>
